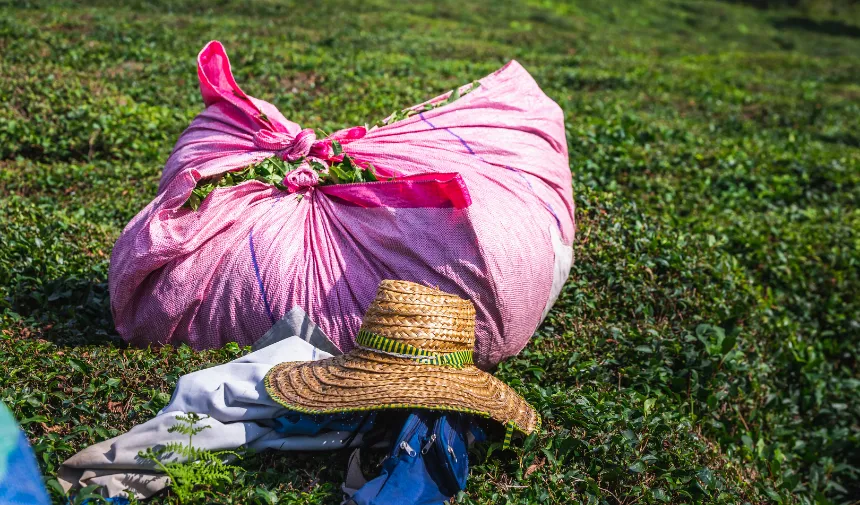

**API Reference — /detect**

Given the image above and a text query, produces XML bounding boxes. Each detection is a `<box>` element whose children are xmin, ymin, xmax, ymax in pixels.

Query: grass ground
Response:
<box><xmin>1</xmin><ymin>0</ymin><xmax>858</xmax><ymax>503</ymax></box>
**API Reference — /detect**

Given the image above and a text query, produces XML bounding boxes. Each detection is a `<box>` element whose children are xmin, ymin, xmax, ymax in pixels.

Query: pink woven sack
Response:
<box><xmin>109</xmin><ymin>41</ymin><xmax>574</xmax><ymax>367</ymax></box>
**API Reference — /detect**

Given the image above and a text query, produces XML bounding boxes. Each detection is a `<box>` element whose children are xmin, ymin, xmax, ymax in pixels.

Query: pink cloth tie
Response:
<box><xmin>253</xmin><ymin>128</ymin><xmax>318</xmax><ymax>161</ymax></box>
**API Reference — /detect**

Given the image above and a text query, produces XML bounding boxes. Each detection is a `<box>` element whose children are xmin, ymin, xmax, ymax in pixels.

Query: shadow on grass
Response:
<box><xmin>773</xmin><ymin>16</ymin><xmax>860</xmax><ymax>38</ymax></box>
<box><xmin>8</xmin><ymin>277</ymin><xmax>125</xmax><ymax>348</ymax></box>
<box><xmin>815</xmin><ymin>132</ymin><xmax>860</xmax><ymax>147</ymax></box>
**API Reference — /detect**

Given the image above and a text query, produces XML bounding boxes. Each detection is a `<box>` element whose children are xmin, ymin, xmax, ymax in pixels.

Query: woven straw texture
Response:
<box><xmin>266</xmin><ymin>280</ymin><xmax>540</xmax><ymax>434</ymax></box>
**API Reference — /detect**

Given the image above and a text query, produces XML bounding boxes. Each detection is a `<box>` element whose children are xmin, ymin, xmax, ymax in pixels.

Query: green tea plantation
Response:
<box><xmin>1</xmin><ymin>0</ymin><xmax>858</xmax><ymax>503</ymax></box>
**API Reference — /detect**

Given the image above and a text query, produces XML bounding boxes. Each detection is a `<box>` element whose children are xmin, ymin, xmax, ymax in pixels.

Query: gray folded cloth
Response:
<box><xmin>252</xmin><ymin>306</ymin><xmax>341</xmax><ymax>356</ymax></box>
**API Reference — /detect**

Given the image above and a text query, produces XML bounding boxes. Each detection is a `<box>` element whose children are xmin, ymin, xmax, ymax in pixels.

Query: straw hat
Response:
<box><xmin>265</xmin><ymin>280</ymin><xmax>541</xmax><ymax>436</ymax></box>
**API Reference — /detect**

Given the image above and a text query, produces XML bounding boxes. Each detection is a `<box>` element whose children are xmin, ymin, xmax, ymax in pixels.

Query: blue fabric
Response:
<box><xmin>81</xmin><ymin>498</ymin><xmax>130</xmax><ymax>505</ymax></box>
<box><xmin>273</xmin><ymin>411</ymin><xmax>376</xmax><ymax>436</ymax></box>
<box><xmin>350</xmin><ymin>412</ymin><xmax>474</xmax><ymax>505</ymax></box>
<box><xmin>0</xmin><ymin>402</ymin><xmax>51</xmax><ymax>505</ymax></box>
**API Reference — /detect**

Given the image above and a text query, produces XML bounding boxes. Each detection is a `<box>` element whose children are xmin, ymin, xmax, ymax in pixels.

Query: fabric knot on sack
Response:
<box><xmin>284</xmin><ymin>161</ymin><xmax>322</xmax><ymax>193</ymax></box>
<box><xmin>253</xmin><ymin>128</ymin><xmax>321</xmax><ymax>161</ymax></box>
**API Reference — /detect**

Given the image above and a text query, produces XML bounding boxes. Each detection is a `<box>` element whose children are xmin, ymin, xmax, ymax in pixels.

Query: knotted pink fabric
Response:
<box><xmin>284</xmin><ymin>164</ymin><xmax>320</xmax><ymax>193</ymax></box>
<box><xmin>109</xmin><ymin>40</ymin><xmax>574</xmax><ymax>368</ymax></box>
<box><xmin>252</xmin><ymin>128</ymin><xmax>330</xmax><ymax>162</ymax></box>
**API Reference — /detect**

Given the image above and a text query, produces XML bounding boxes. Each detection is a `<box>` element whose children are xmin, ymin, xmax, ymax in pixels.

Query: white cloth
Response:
<box><xmin>58</xmin><ymin>337</ymin><xmax>351</xmax><ymax>499</ymax></box>
<box><xmin>541</xmin><ymin>223</ymin><xmax>573</xmax><ymax>322</ymax></box>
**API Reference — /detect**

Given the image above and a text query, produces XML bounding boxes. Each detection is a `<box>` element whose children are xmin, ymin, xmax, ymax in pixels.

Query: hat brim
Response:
<box><xmin>265</xmin><ymin>349</ymin><xmax>540</xmax><ymax>434</ymax></box>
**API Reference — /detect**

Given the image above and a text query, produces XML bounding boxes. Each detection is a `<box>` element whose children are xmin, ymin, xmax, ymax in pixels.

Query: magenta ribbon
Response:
<box><xmin>319</xmin><ymin>173</ymin><xmax>472</xmax><ymax>209</ymax></box>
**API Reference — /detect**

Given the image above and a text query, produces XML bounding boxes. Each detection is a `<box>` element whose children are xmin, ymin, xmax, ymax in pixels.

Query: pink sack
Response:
<box><xmin>109</xmin><ymin>41</ymin><xmax>574</xmax><ymax>368</ymax></box>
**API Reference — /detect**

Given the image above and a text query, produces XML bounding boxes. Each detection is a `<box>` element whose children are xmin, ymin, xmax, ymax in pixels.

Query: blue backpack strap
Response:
<box><xmin>274</xmin><ymin>411</ymin><xmax>376</xmax><ymax>437</ymax></box>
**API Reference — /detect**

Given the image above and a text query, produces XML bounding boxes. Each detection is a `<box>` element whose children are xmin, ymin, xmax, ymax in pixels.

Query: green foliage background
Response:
<box><xmin>1</xmin><ymin>0</ymin><xmax>858</xmax><ymax>503</ymax></box>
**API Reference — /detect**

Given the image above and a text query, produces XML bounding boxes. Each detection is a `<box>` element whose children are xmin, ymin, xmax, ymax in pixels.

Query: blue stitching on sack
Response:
<box><xmin>249</xmin><ymin>227</ymin><xmax>277</xmax><ymax>325</ymax></box>
<box><xmin>419</xmin><ymin>113</ymin><xmax>474</xmax><ymax>155</ymax></box>
<box><xmin>419</xmin><ymin>112</ymin><xmax>561</xmax><ymax>232</ymax></box>
<box><xmin>506</xmin><ymin>166</ymin><xmax>562</xmax><ymax>230</ymax></box>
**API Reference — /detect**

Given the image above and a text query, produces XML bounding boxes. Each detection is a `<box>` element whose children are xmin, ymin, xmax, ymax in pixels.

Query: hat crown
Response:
<box><xmin>359</xmin><ymin>280</ymin><xmax>476</xmax><ymax>353</ymax></box>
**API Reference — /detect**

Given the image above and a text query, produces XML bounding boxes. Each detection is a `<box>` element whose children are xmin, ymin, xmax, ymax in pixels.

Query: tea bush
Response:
<box><xmin>1</xmin><ymin>0</ymin><xmax>857</xmax><ymax>503</ymax></box>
